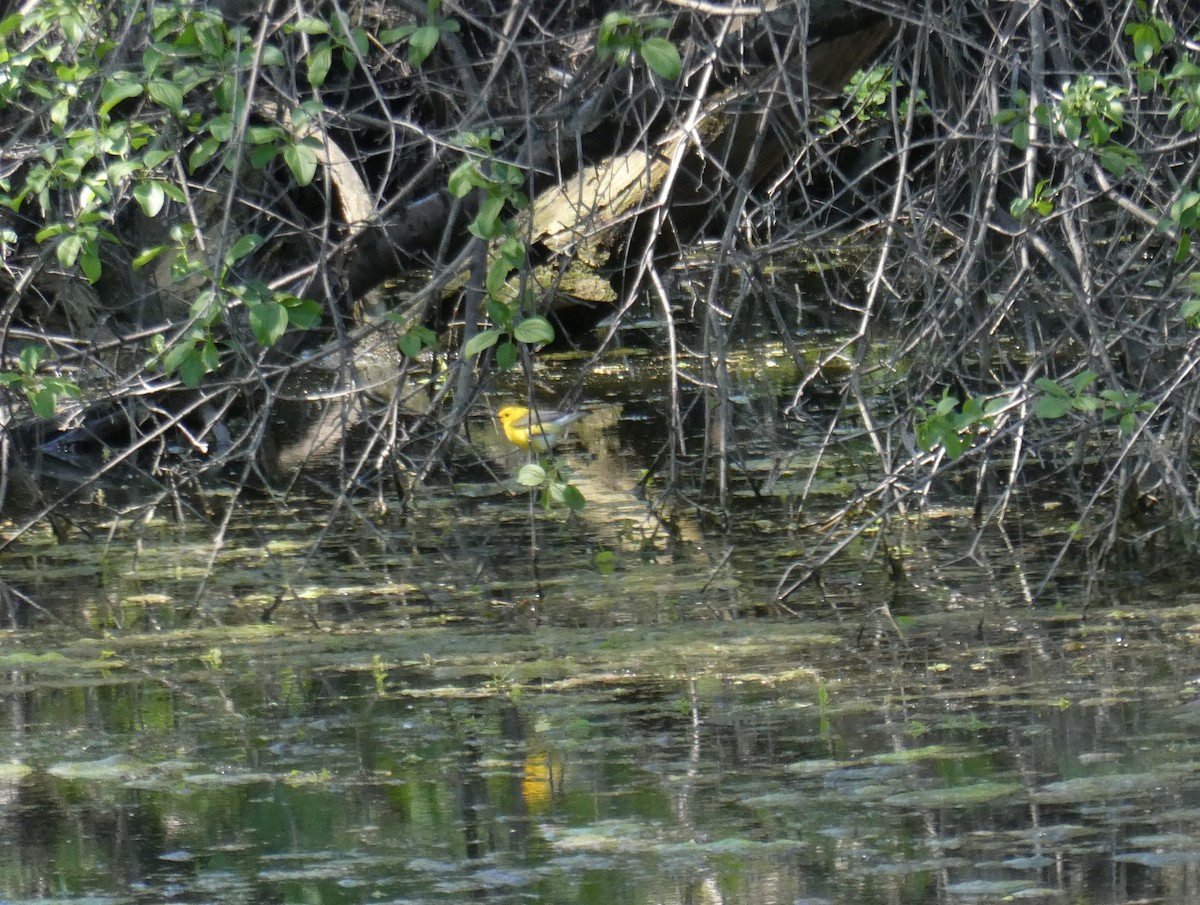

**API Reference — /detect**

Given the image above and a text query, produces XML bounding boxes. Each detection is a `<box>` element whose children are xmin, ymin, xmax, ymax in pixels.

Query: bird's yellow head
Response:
<box><xmin>496</xmin><ymin>405</ymin><xmax>582</xmax><ymax>452</ymax></box>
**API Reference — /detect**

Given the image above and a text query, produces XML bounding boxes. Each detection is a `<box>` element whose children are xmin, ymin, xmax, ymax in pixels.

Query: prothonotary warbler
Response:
<box><xmin>497</xmin><ymin>405</ymin><xmax>586</xmax><ymax>453</ymax></box>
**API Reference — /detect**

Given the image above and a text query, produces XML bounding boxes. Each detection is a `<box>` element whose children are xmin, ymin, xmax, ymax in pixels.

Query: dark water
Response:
<box><xmin>2</xmin><ymin>398</ymin><xmax>1200</xmax><ymax>904</ymax></box>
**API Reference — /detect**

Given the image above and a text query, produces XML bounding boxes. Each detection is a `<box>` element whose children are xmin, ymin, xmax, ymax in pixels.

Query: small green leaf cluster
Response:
<box><xmin>516</xmin><ymin>462</ymin><xmax>586</xmax><ymax>514</ymax></box>
<box><xmin>1</xmin><ymin>0</ymin><xmax>334</xmax><ymax>390</ymax></box>
<box><xmin>448</xmin><ymin>130</ymin><xmax>528</xmax><ymax>240</ymax></box>
<box><xmin>1035</xmin><ymin>370</ymin><xmax>1153</xmax><ymax>436</ymax></box>
<box><xmin>1181</xmin><ymin>273</ymin><xmax>1200</xmax><ymax>327</ymax></box>
<box><xmin>395</xmin><ymin>324</ymin><xmax>439</xmax><ymax>359</ymax></box>
<box><xmin>448</xmin><ymin>131</ymin><xmax>555</xmax><ymax>369</ymax></box>
<box><xmin>996</xmin><ymin>79</ymin><xmax>1126</xmax><ymax>153</ymax></box>
<box><xmin>993</xmin><ymin>41</ymin><xmax>1150</xmax><ymax>222</ymax></box>
<box><xmin>378</xmin><ymin>0</ymin><xmax>459</xmax><ymax>68</ymax></box>
<box><xmin>287</xmin><ymin>12</ymin><xmax>370</xmax><ymax>89</ymax></box>
<box><xmin>144</xmin><ymin>231</ymin><xmax>322</xmax><ymax>387</ymax></box>
<box><xmin>596</xmin><ymin>12</ymin><xmax>681</xmax><ymax>80</ymax></box>
<box><xmin>1009</xmin><ymin>178</ymin><xmax>1056</xmax><ymax>220</ymax></box>
<box><xmin>0</xmin><ymin>346</ymin><xmax>83</xmax><ymax>418</ymax></box>
<box><xmin>1124</xmin><ymin>11</ymin><xmax>1200</xmax><ymax>133</ymax></box>
<box><xmin>916</xmin><ymin>389</ymin><xmax>1003</xmax><ymax>460</ymax></box>
<box><xmin>817</xmin><ymin>65</ymin><xmax>929</xmax><ymax>135</ymax></box>
<box><xmin>1160</xmin><ymin>186</ymin><xmax>1200</xmax><ymax>261</ymax></box>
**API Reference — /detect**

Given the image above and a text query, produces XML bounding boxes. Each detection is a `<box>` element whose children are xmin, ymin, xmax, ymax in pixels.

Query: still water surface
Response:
<box><xmin>1</xmin><ymin>407</ymin><xmax>1199</xmax><ymax>905</ymax></box>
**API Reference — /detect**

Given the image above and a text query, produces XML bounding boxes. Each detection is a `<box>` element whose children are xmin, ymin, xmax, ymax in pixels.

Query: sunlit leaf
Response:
<box><xmin>307</xmin><ymin>41</ymin><xmax>332</xmax><ymax>88</ymax></box>
<box><xmin>27</xmin><ymin>388</ymin><xmax>57</xmax><ymax>418</ymax></box>
<box><xmin>284</xmin><ymin>142</ymin><xmax>318</xmax><ymax>186</ymax></box>
<box><xmin>517</xmin><ymin>464</ymin><xmax>546</xmax><ymax>487</ymax></box>
<box><xmin>495</xmin><ymin>339</ymin><xmax>517</xmax><ymax>369</ymax></box>
<box><xmin>224</xmin><ymin>233</ymin><xmax>263</xmax><ymax>265</ymax></box>
<box><xmin>291</xmin><ymin>17</ymin><xmax>330</xmax><ymax>35</ymax></box>
<box><xmin>639</xmin><ymin>37</ymin><xmax>681</xmax><ymax>80</ymax></box>
<box><xmin>81</xmin><ymin>247</ymin><xmax>101</xmax><ymax>283</ymax></box>
<box><xmin>134</xmin><ymin>181</ymin><xmax>165</xmax><ymax>217</ymax></box>
<box><xmin>1035</xmin><ymin>396</ymin><xmax>1071</xmax><ymax>419</ymax></box>
<box><xmin>513</xmin><ymin>316</ymin><xmax>554</xmax><ymax>345</ymax></box>
<box><xmin>99</xmin><ymin>78</ymin><xmax>143</xmax><ymax>116</ymax></box>
<box><xmin>285</xmin><ymin>299</ymin><xmax>322</xmax><ymax>329</ymax></box>
<box><xmin>463</xmin><ymin>327</ymin><xmax>502</xmax><ymax>358</ymax></box>
<box><xmin>132</xmin><ymin>246</ymin><xmax>167</xmax><ymax>269</ymax></box>
<box><xmin>56</xmin><ymin>234</ymin><xmax>82</xmax><ymax>268</ymax></box>
<box><xmin>147</xmin><ymin>79</ymin><xmax>183</xmax><ymax>116</ymax></box>
<box><xmin>249</xmin><ymin>301</ymin><xmax>288</xmax><ymax>347</ymax></box>
<box><xmin>408</xmin><ymin>24</ymin><xmax>439</xmax><ymax>67</ymax></box>
<box><xmin>178</xmin><ymin>349</ymin><xmax>206</xmax><ymax>387</ymax></box>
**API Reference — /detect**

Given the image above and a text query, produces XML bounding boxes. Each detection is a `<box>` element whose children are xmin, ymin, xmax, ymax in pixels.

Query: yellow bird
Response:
<box><xmin>497</xmin><ymin>405</ymin><xmax>586</xmax><ymax>453</ymax></box>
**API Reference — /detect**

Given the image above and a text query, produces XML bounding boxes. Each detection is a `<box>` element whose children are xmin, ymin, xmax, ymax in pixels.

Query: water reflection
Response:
<box><xmin>0</xmin><ymin>589</ymin><xmax>1199</xmax><ymax>905</ymax></box>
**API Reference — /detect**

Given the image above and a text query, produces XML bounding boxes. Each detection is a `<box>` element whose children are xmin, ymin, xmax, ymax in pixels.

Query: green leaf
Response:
<box><xmin>178</xmin><ymin>349</ymin><xmax>207</xmax><ymax>387</ymax></box>
<box><xmin>1071</xmin><ymin>369</ymin><xmax>1098</xmax><ymax>393</ymax></box>
<box><xmin>1012</xmin><ymin>120</ymin><xmax>1029</xmax><ymax>150</ymax></box>
<box><xmin>99</xmin><ymin>78</ymin><xmax>143</xmax><ymax>116</ymax></box>
<box><xmin>470</xmin><ymin>194</ymin><xmax>506</xmax><ymax>240</ymax></box>
<box><xmin>463</xmin><ymin>327</ymin><xmax>503</xmax><ymax>358</ymax></box>
<box><xmin>1035</xmin><ymin>396</ymin><xmax>1071</xmax><ymax>419</ymax></box>
<box><xmin>248</xmin><ymin>144</ymin><xmax>278</xmax><ymax>169</ymax></box>
<box><xmin>552</xmin><ymin>481</ymin><xmax>587</xmax><ymax>513</ymax></box>
<box><xmin>249</xmin><ymin>301</ymin><xmax>289</xmax><ymax>346</ymax></box>
<box><xmin>18</xmin><ymin>345</ymin><xmax>43</xmax><ymax>374</ymax></box>
<box><xmin>27</xmin><ymin>388</ymin><xmax>57</xmax><ymax>418</ymax></box>
<box><xmin>485</xmin><ymin>297</ymin><xmax>514</xmax><ymax>325</ymax></box>
<box><xmin>448</xmin><ymin>160</ymin><xmax>478</xmax><ymax>198</ymax></box>
<box><xmin>517</xmin><ymin>463</ymin><xmax>546</xmax><ymax>487</ymax></box>
<box><xmin>498</xmin><ymin>235</ymin><xmax>525</xmax><ymax>267</ymax></box>
<box><xmin>148</xmin><ymin>79</ymin><xmax>184</xmax><ymax>116</ymax></box>
<box><xmin>284</xmin><ymin>142</ymin><xmax>318</xmax><ymax>186</ymax></box>
<box><xmin>486</xmin><ymin>258</ymin><xmax>513</xmax><ymax>298</ymax></box>
<box><xmin>1176</xmin><ymin>232</ymin><xmax>1192</xmax><ymax>264</ymax></box>
<box><xmin>1034</xmin><ymin>377</ymin><xmax>1068</xmax><ymax>398</ymax></box>
<box><xmin>291</xmin><ymin>17</ymin><xmax>330</xmax><ymax>35</ymax></box>
<box><xmin>285</xmin><ymin>299</ymin><xmax>322</xmax><ymax>329</ymax></box>
<box><xmin>200</xmin><ymin>339</ymin><xmax>220</xmax><ymax>372</ymax></box>
<box><xmin>162</xmin><ymin>339</ymin><xmax>194</xmax><ymax>375</ymax></box>
<box><xmin>940</xmin><ymin>430</ymin><xmax>967</xmax><ymax>460</ymax></box>
<box><xmin>307</xmin><ymin>41</ymin><xmax>332</xmax><ymax>88</ymax></box>
<box><xmin>81</xmin><ymin>247</ymin><xmax>102</xmax><ymax>283</ymax></box>
<box><xmin>189</xmin><ymin>136</ymin><xmax>221</xmax><ymax>172</ymax></box>
<box><xmin>132</xmin><ymin>246</ymin><xmax>167</xmax><ymax>269</ymax></box>
<box><xmin>50</xmin><ymin>97</ymin><xmax>70</xmax><ymax>127</ymax></box>
<box><xmin>639</xmin><ymin>37</ymin><xmax>681</xmax><ymax>80</ymax></box>
<box><xmin>246</xmin><ymin>125</ymin><xmax>285</xmax><ymax>146</ymax></box>
<box><xmin>379</xmin><ymin>25</ymin><xmax>415</xmax><ymax>44</ymax></box>
<box><xmin>513</xmin><ymin>315</ymin><xmax>554</xmax><ymax>345</ymax></box>
<box><xmin>207</xmin><ymin>113</ymin><xmax>234</xmax><ymax>142</ymax></box>
<box><xmin>408</xmin><ymin>24</ymin><xmax>439</xmax><ymax>67</ymax></box>
<box><xmin>1100</xmin><ymin>148</ymin><xmax>1130</xmax><ymax>177</ymax></box>
<box><xmin>56</xmin><ymin>234</ymin><xmax>82</xmax><ymax>268</ymax></box>
<box><xmin>225</xmin><ymin>233</ymin><xmax>263</xmax><ymax>265</ymax></box>
<box><xmin>134</xmin><ymin>181</ymin><xmax>166</xmax><ymax>217</ymax></box>
<box><xmin>42</xmin><ymin>377</ymin><xmax>80</xmax><ymax>399</ymax></box>
<box><xmin>1129</xmin><ymin>24</ymin><xmax>1157</xmax><ymax>63</ymax></box>
<box><xmin>398</xmin><ymin>330</ymin><xmax>422</xmax><ymax>358</ymax></box>
<box><xmin>495</xmin><ymin>339</ymin><xmax>517</xmax><ymax>369</ymax></box>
